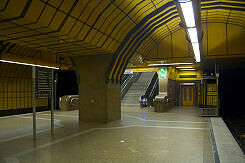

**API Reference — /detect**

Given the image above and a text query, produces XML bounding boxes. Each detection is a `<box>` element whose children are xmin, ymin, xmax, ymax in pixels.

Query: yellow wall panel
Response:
<box><xmin>158</xmin><ymin>36</ymin><xmax>172</xmax><ymax>58</ymax></box>
<box><xmin>49</xmin><ymin>0</ymin><xmax>63</xmax><ymax>8</ymax></box>
<box><xmin>38</xmin><ymin>5</ymin><xmax>56</xmax><ymax>26</ymax></box>
<box><xmin>202</xmin><ymin>23</ymin><xmax>208</xmax><ymax>56</ymax></box>
<box><xmin>172</xmin><ymin>29</ymin><xmax>190</xmax><ymax>58</ymax></box>
<box><xmin>0</xmin><ymin>63</ymin><xmax>48</xmax><ymax>111</ymax></box>
<box><xmin>2</xmin><ymin>0</ymin><xmax>26</xmax><ymax>19</ymax></box>
<box><xmin>87</xmin><ymin>29</ymin><xmax>98</xmax><ymax>44</ymax></box>
<box><xmin>168</xmin><ymin>67</ymin><xmax>177</xmax><ymax>80</ymax></box>
<box><xmin>60</xmin><ymin>0</ymin><xmax>76</xmax><ymax>13</ymax></box>
<box><xmin>71</xmin><ymin>0</ymin><xmax>87</xmax><ymax>17</ymax></box>
<box><xmin>207</xmin><ymin>23</ymin><xmax>227</xmax><ymax>55</ymax></box>
<box><xmin>227</xmin><ymin>24</ymin><xmax>245</xmax><ymax>55</ymax></box>
<box><xmin>25</xmin><ymin>0</ymin><xmax>45</xmax><ymax>22</ymax></box>
<box><xmin>61</xmin><ymin>17</ymin><xmax>76</xmax><ymax>35</ymax></box>
<box><xmin>78</xmin><ymin>24</ymin><xmax>90</xmax><ymax>39</ymax></box>
<box><xmin>70</xmin><ymin>21</ymin><xmax>83</xmax><ymax>38</ymax></box>
<box><xmin>49</xmin><ymin>11</ymin><xmax>66</xmax><ymax>31</ymax></box>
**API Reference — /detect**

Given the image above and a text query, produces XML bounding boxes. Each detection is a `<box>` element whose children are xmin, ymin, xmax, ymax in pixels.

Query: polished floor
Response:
<box><xmin>0</xmin><ymin>106</ymin><xmax>214</xmax><ymax>163</ymax></box>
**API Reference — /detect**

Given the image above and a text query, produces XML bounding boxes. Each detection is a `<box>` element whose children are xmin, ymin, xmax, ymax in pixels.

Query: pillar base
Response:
<box><xmin>73</xmin><ymin>54</ymin><xmax>121</xmax><ymax>123</ymax></box>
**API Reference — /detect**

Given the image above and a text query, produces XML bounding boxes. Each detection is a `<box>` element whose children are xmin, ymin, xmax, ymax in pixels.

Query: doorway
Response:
<box><xmin>182</xmin><ymin>86</ymin><xmax>194</xmax><ymax>106</ymax></box>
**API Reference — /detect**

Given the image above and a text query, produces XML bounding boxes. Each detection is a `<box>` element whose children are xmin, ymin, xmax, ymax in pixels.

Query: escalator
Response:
<box><xmin>121</xmin><ymin>72</ymin><xmax>156</xmax><ymax>106</ymax></box>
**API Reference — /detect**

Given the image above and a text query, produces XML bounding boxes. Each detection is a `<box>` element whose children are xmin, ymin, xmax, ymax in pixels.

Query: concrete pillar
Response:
<box><xmin>158</xmin><ymin>67</ymin><xmax>168</xmax><ymax>96</ymax></box>
<box><xmin>73</xmin><ymin>54</ymin><xmax>121</xmax><ymax>123</ymax></box>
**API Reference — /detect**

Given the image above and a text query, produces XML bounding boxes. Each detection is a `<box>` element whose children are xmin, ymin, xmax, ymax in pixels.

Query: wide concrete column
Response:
<box><xmin>73</xmin><ymin>54</ymin><xmax>121</xmax><ymax>123</ymax></box>
<box><xmin>158</xmin><ymin>67</ymin><xmax>168</xmax><ymax>96</ymax></box>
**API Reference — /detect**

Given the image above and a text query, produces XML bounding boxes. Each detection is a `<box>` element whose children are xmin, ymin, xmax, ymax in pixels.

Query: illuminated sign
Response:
<box><xmin>159</xmin><ymin>67</ymin><xmax>167</xmax><ymax>78</ymax></box>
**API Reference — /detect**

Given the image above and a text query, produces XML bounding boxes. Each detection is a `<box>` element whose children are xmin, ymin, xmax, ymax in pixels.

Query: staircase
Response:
<box><xmin>121</xmin><ymin>72</ymin><xmax>155</xmax><ymax>106</ymax></box>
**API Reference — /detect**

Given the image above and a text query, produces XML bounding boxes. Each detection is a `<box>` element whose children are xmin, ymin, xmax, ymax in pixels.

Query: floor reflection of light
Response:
<box><xmin>142</xmin><ymin>110</ymin><xmax>146</xmax><ymax>120</ymax></box>
<box><xmin>120</xmin><ymin>140</ymin><xmax>125</xmax><ymax>143</ymax></box>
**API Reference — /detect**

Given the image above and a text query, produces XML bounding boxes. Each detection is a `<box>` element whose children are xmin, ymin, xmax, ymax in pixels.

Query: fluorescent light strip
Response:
<box><xmin>179</xmin><ymin>1</ymin><xmax>195</xmax><ymax>28</ymax></box>
<box><xmin>0</xmin><ymin>59</ymin><xmax>59</xmax><ymax>69</ymax></box>
<box><xmin>176</xmin><ymin>67</ymin><xmax>193</xmax><ymax>69</ymax></box>
<box><xmin>129</xmin><ymin>68</ymin><xmax>158</xmax><ymax>71</ymax></box>
<box><xmin>192</xmin><ymin>42</ymin><xmax>200</xmax><ymax>62</ymax></box>
<box><xmin>172</xmin><ymin>63</ymin><xmax>193</xmax><ymax>65</ymax></box>
<box><xmin>179</xmin><ymin>69</ymin><xmax>196</xmax><ymax>71</ymax></box>
<box><xmin>148</xmin><ymin>63</ymin><xmax>193</xmax><ymax>66</ymax></box>
<box><xmin>187</xmin><ymin>28</ymin><xmax>198</xmax><ymax>43</ymax></box>
<box><xmin>179</xmin><ymin>0</ymin><xmax>201</xmax><ymax>63</ymax></box>
<box><xmin>148</xmin><ymin>64</ymin><xmax>172</xmax><ymax>66</ymax></box>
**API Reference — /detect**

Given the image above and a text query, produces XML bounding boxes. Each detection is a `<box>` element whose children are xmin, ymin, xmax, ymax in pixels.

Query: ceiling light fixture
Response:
<box><xmin>172</xmin><ymin>63</ymin><xmax>193</xmax><ymax>65</ymax></box>
<box><xmin>129</xmin><ymin>68</ymin><xmax>158</xmax><ymax>71</ymax></box>
<box><xmin>179</xmin><ymin>69</ymin><xmax>196</xmax><ymax>71</ymax></box>
<box><xmin>179</xmin><ymin>0</ymin><xmax>201</xmax><ymax>62</ymax></box>
<box><xmin>148</xmin><ymin>64</ymin><xmax>172</xmax><ymax>66</ymax></box>
<box><xmin>0</xmin><ymin>59</ymin><xmax>59</xmax><ymax>69</ymax></box>
<box><xmin>148</xmin><ymin>63</ymin><xmax>193</xmax><ymax>66</ymax></box>
<box><xmin>176</xmin><ymin>67</ymin><xmax>193</xmax><ymax>69</ymax></box>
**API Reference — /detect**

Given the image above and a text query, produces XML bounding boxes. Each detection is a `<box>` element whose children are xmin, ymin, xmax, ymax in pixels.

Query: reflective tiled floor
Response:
<box><xmin>0</xmin><ymin>106</ymin><xmax>214</xmax><ymax>163</ymax></box>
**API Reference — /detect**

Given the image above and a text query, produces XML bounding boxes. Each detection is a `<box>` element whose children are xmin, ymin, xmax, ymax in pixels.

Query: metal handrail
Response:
<box><xmin>149</xmin><ymin>79</ymin><xmax>159</xmax><ymax>98</ymax></box>
<box><xmin>70</xmin><ymin>97</ymin><xmax>79</xmax><ymax>106</ymax></box>
<box><xmin>65</xmin><ymin>96</ymin><xmax>79</xmax><ymax>107</ymax></box>
<box><xmin>163</xmin><ymin>96</ymin><xmax>177</xmax><ymax>104</ymax></box>
<box><xmin>140</xmin><ymin>73</ymin><xmax>159</xmax><ymax>106</ymax></box>
<box><xmin>143</xmin><ymin>72</ymin><xmax>158</xmax><ymax>98</ymax></box>
<box><xmin>121</xmin><ymin>72</ymin><xmax>141</xmax><ymax>99</ymax></box>
<box><xmin>120</xmin><ymin>74</ymin><xmax>130</xmax><ymax>84</ymax></box>
<box><xmin>121</xmin><ymin>75</ymin><xmax>134</xmax><ymax>92</ymax></box>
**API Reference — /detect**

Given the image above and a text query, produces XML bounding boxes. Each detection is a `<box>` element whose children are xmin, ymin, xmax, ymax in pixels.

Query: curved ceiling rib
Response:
<box><xmin>107</xmin><ymin>1</ymin><xmax>180</xmax><ymax>81</ymax></box>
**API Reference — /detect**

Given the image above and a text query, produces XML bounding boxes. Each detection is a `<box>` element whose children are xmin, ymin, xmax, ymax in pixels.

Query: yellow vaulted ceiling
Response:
<box><xmin>0</xmin><ymin>0</ymin><xmax>245</xmax><ymax>81</ymax></box>
<box><xmin>0</xmin><ymin>0</ymin><xmax>179</xmax><ymax>58</ymax></box>
<box><xmin>0</xmin><ymin>0</ymin><xmax>182</xmax><ymax>80</ymax></box>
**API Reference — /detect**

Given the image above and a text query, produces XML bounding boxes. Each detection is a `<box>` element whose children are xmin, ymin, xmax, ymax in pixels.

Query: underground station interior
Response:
<box><xmin>0</xmin><ymin>0</ymin><xmax>245</xmax><ymax>162</ymax></box>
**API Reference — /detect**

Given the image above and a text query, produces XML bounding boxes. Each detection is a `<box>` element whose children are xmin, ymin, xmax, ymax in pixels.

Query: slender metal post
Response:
<box><xmin>54</xmin><ymin>73</ymin><xmax>58</xmax><ymax>110</ymax></box>
<box><xmin>51</xmin><ymin>69</ymin><xmax>54</xmax><ymax>135</ymax></box>
<box><xmin>32</xmin><ymin>66</ymin><xmax>36</xmax><ymax>139</ymax></box>
<box><xmin>215</xmin><ymin>63</ymin><xmax>219</xmax><ymax>115</ymax></box>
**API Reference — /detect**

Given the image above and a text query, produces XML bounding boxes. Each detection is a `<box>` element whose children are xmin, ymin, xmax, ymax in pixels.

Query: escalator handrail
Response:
<box><xmin>149</xmin><ymin>79</ymin><xmax>159</xmax><ymax>98</ymax></box>
<box><xmin>121</xmin><ymin>72</ymin><xmax>142</xmax><ymax>99</ymax></box>
<box><xmin>143</xmin><ymin>73</ymin><xmax>158</xmax><ymax>98</ymax></box>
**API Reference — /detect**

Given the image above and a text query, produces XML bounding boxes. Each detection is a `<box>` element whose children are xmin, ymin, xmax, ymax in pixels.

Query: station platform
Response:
<box><xmin>0</xmin><ymin>106</ymin><xmax>244</xmax><ymax>163</ymax></box>
<box><xmin>210</xmin><ymin>117</ymin><xmax>245</xmax><ymax>163</ymax></box>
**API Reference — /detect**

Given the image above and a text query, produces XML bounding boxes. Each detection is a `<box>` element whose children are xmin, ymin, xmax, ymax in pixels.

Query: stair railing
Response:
<box><xmin>121</xmin><ymin>72</ymin><xmax>141</xmax><ymax>99</ymax></box>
